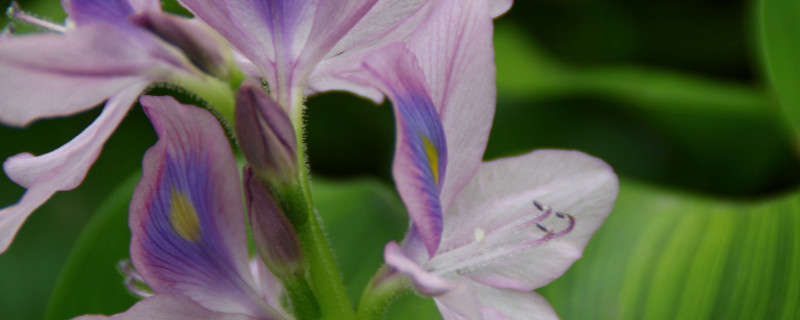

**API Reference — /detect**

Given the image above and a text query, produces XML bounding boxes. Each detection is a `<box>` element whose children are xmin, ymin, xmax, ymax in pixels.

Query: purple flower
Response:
<box><xmin>0</xmin><ymin>0</ymin><xmax>236</xmax><ymax>253</ymax></box>
<box><xmin>176</xmin><ymin>0</ymin><xmax>513</xmax><ymax>118</ymax></box>
<box><xmin>75</xmin><ymin>96</ymin><xmax>292</xmax><ymax>320</ymax></box>
<box><xmin>345</xmin><ymin>0</ymin><xmax>618</xmax><ymax>317</ymax></box>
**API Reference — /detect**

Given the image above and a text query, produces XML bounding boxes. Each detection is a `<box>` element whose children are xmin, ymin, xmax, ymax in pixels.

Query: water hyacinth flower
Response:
<box><xmin>77</xmin><ymin>96</ymin><xmax>295</xmax><ymax>319</ymax></box>
<box><xmin>346</xmin><ymin>0</ymin><xmax>619</xmax><ymax>317</ymax></box>
<box><xmin>177</xmin><ymin>0</ymin><xmax>514</xmax><ymax>121</ymax></box>
<box><xmin>0</xmin><ymin>0</ymin><xmax>237</xmax><ymax>253</ymax></box>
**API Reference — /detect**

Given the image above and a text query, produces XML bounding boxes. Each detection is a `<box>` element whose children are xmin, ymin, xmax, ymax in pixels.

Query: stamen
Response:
<box><xmin>536</xmin><ymin>223</ymin><xmax>548</xmax><ymax>232</ymax></box>
<box><xmin>533</xmin><ymin>200</ymin><xmax>544</xmax><ymax>211</ymax></box>
<box><xmin>502</xmin><ymin>200</ymin><xmax>552</xmax><ymax>235</ymax></box>
<box><xmin>522</xmin><ymin>211</ymin><xmax>575</xmax><ymax>247</ymax></box>
<box><xmin>452</xmin><ymin>199</ymin><xmax>556</xmax><ymax>250</ymax></box>
<box><xmin>551</xmin><ymin>213</ymin><xmax>575</xmax><ymax>238</ymax></box>
<box><xmin>6</xmin><ymin>2</ymin><xmax>67</xmax><ymax>33</ymax></box>
<box><xmin>118</xmin><ymin>260</ymin><xmax>154</xmax><ymax>298</ymax></box>
<box><xmin>430</xmin><ymin>200</ymin><xmax>577</xmax><ymax>275</ymax></box>
<box><xmin>510</xmin><ymin>201</ymin><xmax>577</xmax><ymax>249</ymax></box>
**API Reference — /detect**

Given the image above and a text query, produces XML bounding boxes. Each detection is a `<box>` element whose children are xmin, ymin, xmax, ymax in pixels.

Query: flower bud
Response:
<box><xmin>131</xmin><ymin>10</ymin><xmax>234</xmax><ymax>80</ymax></box>
<box><xmin>235</xmin><ymin>80</ymin><xmax>298</xmax><ymax>183</ymax></box>
<box><xmin>244</xmin><ymin>166</ymin><xmax>303</xmax><ymax>277</ymax></box>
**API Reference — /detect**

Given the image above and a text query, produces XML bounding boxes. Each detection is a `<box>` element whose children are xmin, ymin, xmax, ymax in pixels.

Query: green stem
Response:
<box><xmin>282</xmin><ymin>273</ymin><xmax>321</xmax><ymax>320</ymax></box>
<box><xmin>172</xmin><ymin>75</ymin><xmax>237</xmax><ymax>123</ymax></box>
<box><xmin>355</xmin><ymin>266</ymin><xmax>410</xmax><ymax>320</ymax></box>
<box><xmin>269</xmin><ymin>155</ymin><xmax>353</xmax><ymax>320</ymax></box>
<box><xmin>293</xmin><ymin>163</ymin><xmax>355</xmax><ymax>319</ymax></box>
<box><xmin>289</xmin><ymin>90</ymin><xmax>354</xmax><ymax>319</ymax></box>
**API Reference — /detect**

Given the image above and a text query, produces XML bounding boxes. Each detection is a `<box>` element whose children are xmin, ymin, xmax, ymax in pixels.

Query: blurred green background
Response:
<box><xmin>2</xmin><ymin>0</ymin><xmax>800</xmax><ymax>319</ymax></box>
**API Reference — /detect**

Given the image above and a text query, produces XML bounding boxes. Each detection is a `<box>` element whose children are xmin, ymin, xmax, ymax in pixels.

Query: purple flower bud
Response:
<box><xmin>131</xmin><ymin>10</ymin><xmax>234</xmax><ymax>80</ymax></box>
<box><xmin>244</xmin><ymin>166</ymin><xmax>303</xmax><ymax>277</ymax></box>
<box><xmin>235</xmin><ymin>80</ymin><xmax>298</xmax><ymax>183</ymax></box>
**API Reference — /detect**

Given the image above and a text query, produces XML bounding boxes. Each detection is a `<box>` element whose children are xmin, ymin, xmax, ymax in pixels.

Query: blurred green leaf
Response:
<box><xmin>312</xmin><ymin>178</ymin><xmax>408</xmax><ymax>304</ymax></box>
<box><xmin>760</xmin><ymin>0</ymin><xmax>800</xmax><ymax>142</ymax></box>
<box><xmin>44</xmin><ymin>174</ymin><xmax>140</xmax><ymax>320</ymax></box>
<box><xmin>314</xmin><ymin>177</ymin><xmax>443</xmax><ymax>319</ymax></box>
<box><xmin>384</xmin><ymin>293</ymin><xmax>441</xmax><ymax>320</ymax></box>
<box><xmin>540</xmin><ymin>180</ymin><xmax>800</xmax><ymax>319</ymax></box>
<box><xmin>492</xmin><ymin>22</ymin><xmax>798</xmax><ymax>196</ymax></box>
<box><xmin>495</xmin><ymin>22</ymin><xmax>772</xmax><ymax>118</ymax></box>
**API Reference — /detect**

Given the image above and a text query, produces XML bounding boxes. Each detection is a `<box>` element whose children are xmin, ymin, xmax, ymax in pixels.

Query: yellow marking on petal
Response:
<box><xmin>421</xmin><ymin>135</ymin><xmax>439</xmax><ymax>185</ymax></box>
<box><xmin>474</xmin><ymin>228</ymin><xmax>486</xmax><ymax>243</ymax></box>
<box><xmin>169</xmin><ymin>189</ymin><xmax>201</xmax><ymax>242</ymax></box>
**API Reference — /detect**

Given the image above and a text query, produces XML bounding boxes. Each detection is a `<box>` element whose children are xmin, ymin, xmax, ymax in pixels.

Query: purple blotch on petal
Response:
<box><xmin>356</xmin><ymin>45</ymin><xmax>448</xmax><ymax>256</ymax></box>
<box><xmin>130</xmin><ymin>96</ymin><xmax>273</xmax><ymax>317</ymax></box>
<box><xmin>68</xmin><ymin>0</ymin><xmax>135</xmax><ymax>26</ymax></box>
<box><xmin>137</xmin><ymin>150</ymin><xmax>259</xmax><ymax>312</ymax></box>
<box><xmin>394</xmin><ymin>89</ymin><xmax>447</xmax><ymax>256</ymax></box>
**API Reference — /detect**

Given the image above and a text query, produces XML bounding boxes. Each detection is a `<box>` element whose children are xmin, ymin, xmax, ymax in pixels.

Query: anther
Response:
<box><xmin>502</xmin><ymin>199</ymin><xmax>553</xmax><ymax>235</ymax></box>
<box><xmin>529</xmin><ymin>200</ymin><xmax>576</xmax><ymax>240</ymax></box>
<box><xmin>552</xmin><ymin>213</ymin><xmax>576</xmax><ymax>238</ymax></box>
<box><xmin>531</xmin><ymin>200</ymin><xmax>552</xmax><ymax>221</ymax></box>
<box><xmin>6</xmin><ymin>2</ymin><xmax>67</xmax><ymax>33</ymax></box>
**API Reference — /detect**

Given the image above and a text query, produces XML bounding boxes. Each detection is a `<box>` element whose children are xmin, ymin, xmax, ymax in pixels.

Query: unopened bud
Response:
<box><xmin>235</xmin><ymin>80</ymin><xmax>298</xmax><ymax>183</ymax></box>
<box><xmin>244</xmin><ymin>166</ymin><xmax>303</xmax><ymax>277</ymax></box>
<box><xmin>131</xmin><ymin>10</ymin><xmax>234</xmax><ymax>80</ymax></box>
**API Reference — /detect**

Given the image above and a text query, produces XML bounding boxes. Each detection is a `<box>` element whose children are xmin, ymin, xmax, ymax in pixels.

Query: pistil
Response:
<box><xmin>6</xmin><ymin>2</ymin><xmax>67</xmax><ymax>33</ymax></box>
<box><xmin>427</xmin><ymin>200</ymin><xmax>577</xmax><ymax>276</ymax></box>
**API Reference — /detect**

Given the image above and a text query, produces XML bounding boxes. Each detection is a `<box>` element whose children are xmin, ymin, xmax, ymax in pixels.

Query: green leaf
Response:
<box><xmin>311</xmin><ymin>178</ymin><xmax>409</xmax><ymax>304</ymax></box>
<box><xmin>313</xmin><ymin>177</ymin><xmax>443</xmax><ymax>319</ymax></box>
<box><xmin>492</xmin><ymin>22</ymin><xmax>794</xmax><ymax>196</ymax></box>
<box><xmin>384</xmin><ymin>293</ymin><xmax>441</xmax><ymax>320</ymax></box>
<box><xmin>495</xmin><ymin>22</ymin><xmax>772</xmax><ymax>118</ymax></box>
<box><xmin>760</xmin><ymin>0</ymin><xmax>800</xmax><ymax>141</ymax></box>
<box><xmin>539</xmin><ymin>180</ymin><xmax>800</xmax><ymax>319</ymax></box>
<box><xmin>44</xmin><ymin>173</ymin><xmax>140</xmax><ymax>320</ymax></box>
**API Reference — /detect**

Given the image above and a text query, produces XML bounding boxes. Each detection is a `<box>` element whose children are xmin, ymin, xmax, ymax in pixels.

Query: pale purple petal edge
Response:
<box><xmin>384</xmin><ymin>241</ymin><xmax>455</xmax><ymax>296</ymax></box>
<box><xmin>0</xmin><ymin>83</ymin><xmax>145</xmax><ymax>253</ymax></box>
<box><xmin>71</xmin><ymin>294</ymin><xmax>258</xmax><ymax>320</ymax></box>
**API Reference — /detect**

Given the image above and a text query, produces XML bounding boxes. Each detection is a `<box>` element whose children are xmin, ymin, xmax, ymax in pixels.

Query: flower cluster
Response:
<box><xmin>0</xmin><ymin>0</ymin><xmax>617</xmax><ymax>319</ymax></box>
